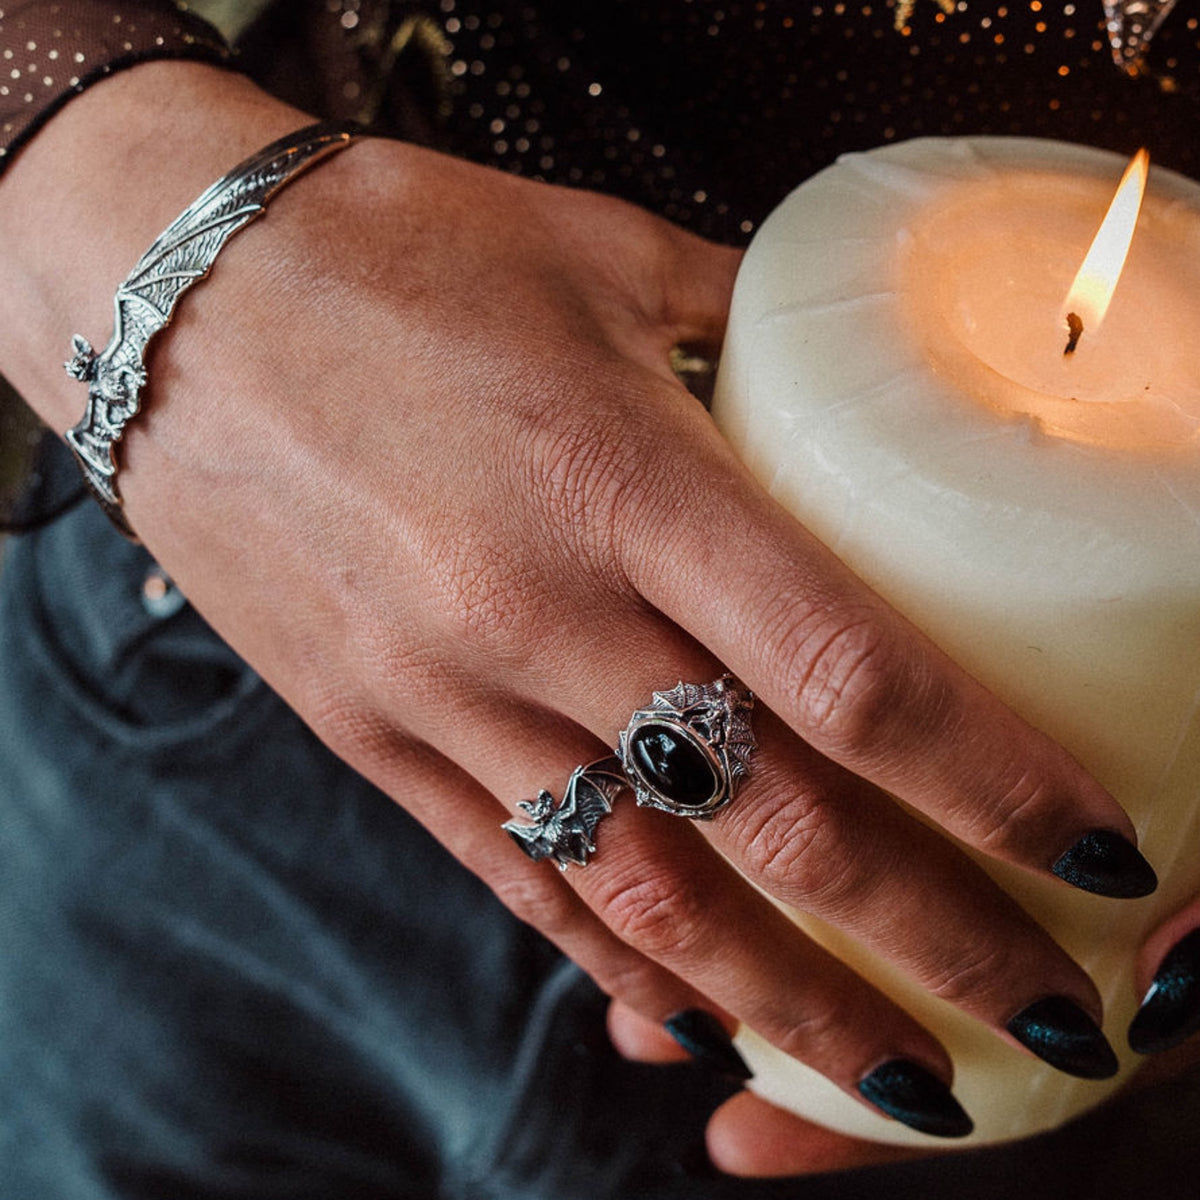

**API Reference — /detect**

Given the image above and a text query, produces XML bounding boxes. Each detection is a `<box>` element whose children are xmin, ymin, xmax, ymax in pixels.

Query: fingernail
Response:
<box><xmin>1129</xmin><ymin>928</ymin><xmax>1200</xmax><ymax>1056</ymax></box>
<box><xmin>664</xmin><ymin>1010</ymin><xmax>753</xmax><ymax>1081</ymax></box>
<box><xmin>1006</xmin><ymin>996</ymin><xmax>1119</xmax><ymax>1079</ymax></box>
<box><xmin>856</xmin><ymin>1059</ymin><xmax>974</xmax><ymax>1139</ymax></box>
<box><xmin>1051</xmin><ymin>829</ymin><xmax>1157</xmax><ymax>899</ymax></box>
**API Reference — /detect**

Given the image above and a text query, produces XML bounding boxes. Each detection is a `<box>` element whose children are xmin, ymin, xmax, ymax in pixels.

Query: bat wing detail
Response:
<box><xmin>65</xmin><ymin>143</ymin><xmax>336</xmax><ymax>506</ymax></box>
<box><xmin>503</xmin><ymin>758</ymin><xmax>627</xmax><ymax>870</ymax></box>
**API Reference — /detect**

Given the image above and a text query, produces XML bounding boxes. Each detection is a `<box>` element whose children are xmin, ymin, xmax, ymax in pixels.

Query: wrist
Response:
<box><xmin>0</xmin><ymin>60</ymin><xmax>309</xmax><ymax>430</ymax></box>
<box><xmin>63</xmin><ymin>119</ymin><xmax>362</xmax><ymax>539</ymax></box>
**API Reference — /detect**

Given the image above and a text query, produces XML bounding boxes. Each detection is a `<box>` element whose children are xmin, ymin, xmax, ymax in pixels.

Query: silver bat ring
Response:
<box><xmin>503</xmin><ymin>756</ymin><xmax>628</xmax><ymax>870</ymax></box>
<box><xmin>503</xmin><ymin>676</ymin><xmax>755</xmax><ymax>869</ymax></box>
<box><xmin>616</xmin><ymin>676</ymin><xmax>756</xmax><ymax>818</ymax></box>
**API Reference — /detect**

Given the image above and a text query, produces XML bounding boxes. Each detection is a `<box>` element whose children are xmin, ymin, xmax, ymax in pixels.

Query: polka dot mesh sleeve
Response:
<box><xmin>0</xmin><ymin>0</ymin><xmax>231</xmax><ymax>176</ymax></box>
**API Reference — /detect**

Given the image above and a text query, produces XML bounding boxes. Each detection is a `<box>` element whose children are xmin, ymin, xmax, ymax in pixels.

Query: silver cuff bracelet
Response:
<box><xmin>63</xmin><ymin>120</ymin><xmax>363</xmax><ymax>540</ymax></box>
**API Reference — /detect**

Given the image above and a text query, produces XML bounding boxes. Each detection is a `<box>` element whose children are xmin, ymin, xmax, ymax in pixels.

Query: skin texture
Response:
<box><xmin>0</xmin><ymin>59</ymin><xmax>1196</xmax><ymax>1176</ymax></box>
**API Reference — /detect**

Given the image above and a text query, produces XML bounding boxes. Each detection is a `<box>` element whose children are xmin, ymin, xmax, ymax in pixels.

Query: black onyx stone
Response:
<box><xmin>629</xmin><ymin>723</ymin><xmax>719</xmax><ymax>809</ymax></box>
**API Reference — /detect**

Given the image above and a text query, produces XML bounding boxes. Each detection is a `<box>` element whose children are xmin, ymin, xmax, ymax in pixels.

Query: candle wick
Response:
<box><xmin>1064</xmin><ymin>312</ymin><xmax>1084</xmax><ymax>356</ymax></box>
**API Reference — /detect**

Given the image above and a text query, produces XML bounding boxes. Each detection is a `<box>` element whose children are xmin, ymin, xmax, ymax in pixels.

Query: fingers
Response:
<box><xmin>1130</xmin><ymin>899</ymin><xmax>1200</xmax><ymax>1057</ymax></box>
<box><xmin>352</xmin><ymin>680</ymin><xmax>975</xmax><ymax>1131</ymax></box>
<box><xmin>607</xmin><ymin>1003</ymin><xmax>939</xmax><ymax>1177</ymax></box>
<box><xmin>367</xmin><ymin>524</ymin><xmax>1121</xmax><ymax>1096</ymax></box>
<box><xmin>402</xmin><ymin>582</ymin><xmax>1115</xmax><ymax>1078</ymax></box>
<box><xmin>377</xmin><ymin>679</ymin><xmax>1111</xmax><ymax>1139</ymax></box>
<box><xmin>606</xmin><ymin>1000</ymin><xmax>693</xmax><ymax>1064</ymax></box>
<box><xmin>340</xmin><ymin>714</ymin><xmax>974</xmax><ymax>1137</ymax></box>
<box><xmin>508</xmin><ymin>762</ymin><xmax>964</xmax><ymax>1112</ymax></box>
<box><xmin>705</xmin><ymin>1091</ymin><xmax>935</xmax><ymax>1178</ymax></box>
<box><xmin>709</xmin><ymin>714</ymin><xmax>1114</xmax><ymax>1067</ymax></box>
<box><xmin>609</xmin><ymin>1000</ymin><xmax>754</xmax><ymax>1082</ymax></box>
<box><xmin>612</xmin><ymin>408</ymin><xmax>1155</xmax><ymax>900</ymax></box>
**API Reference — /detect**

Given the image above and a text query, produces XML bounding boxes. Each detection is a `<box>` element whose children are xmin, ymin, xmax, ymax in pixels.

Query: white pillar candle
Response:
<box><xmin>711</xmin><ymin>136</ymin><xmax>1200</xmax><ymax>1146</ymax></box>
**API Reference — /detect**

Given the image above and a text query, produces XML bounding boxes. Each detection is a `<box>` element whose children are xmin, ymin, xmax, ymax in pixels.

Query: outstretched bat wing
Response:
<box><xmin>503</xmin><ymin>759</ymin><xmax>626</xmax><ymax>870</ymax></box>
<box><xmin>99</xmin><ymin>163</ymin><xmax>285</xmax><ymax>387</ymax></box>
<box><xmin>66</xmin><ymin>137</ymin><xmax>341</xmax><ymax>502</ymax></box>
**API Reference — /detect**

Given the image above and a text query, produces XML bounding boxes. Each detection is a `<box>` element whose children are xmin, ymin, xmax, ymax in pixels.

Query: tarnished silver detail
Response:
<box><xmin>617</xmin><ymin>676</ymin><xmax>756</xmax><ymax>818</ymax></box>
<box><xmin>503</xmin><ymin>756</ymin><xmax>627</xmax><ymax>870</ymax></box>
<box><xmin>64</xmin><ymin>121</ymin><xmax>362</xmax><ymax>540</ymax></box>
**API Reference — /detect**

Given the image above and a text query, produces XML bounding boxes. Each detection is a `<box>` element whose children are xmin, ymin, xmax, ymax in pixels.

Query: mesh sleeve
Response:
<box><xmin>0</xmin><ymin>0</ymin><xmax>232</xmax><ymax>176</ymax></box>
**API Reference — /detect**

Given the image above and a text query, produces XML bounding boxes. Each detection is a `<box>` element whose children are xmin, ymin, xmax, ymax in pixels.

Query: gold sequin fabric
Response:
<box><xmin>0</xmin><ymin>0</ymin><xmax>230</xmax><ymax>174</ymax></box>
<box><xmin>432</xmin><ymin>0</ymin><xmax>1200</xmax><ymax>241</ymax></box>
<box><xmin>3</xmin><ymin>0</ymin><xmax>1200</xmax><ymax>244</ymax></box>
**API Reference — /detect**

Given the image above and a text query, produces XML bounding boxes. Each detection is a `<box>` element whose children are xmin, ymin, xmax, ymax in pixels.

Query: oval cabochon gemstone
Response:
<box><xmin>629</xmin><ymin>722</ymin><xmax>719</xmax><ymax>808</ymax></box>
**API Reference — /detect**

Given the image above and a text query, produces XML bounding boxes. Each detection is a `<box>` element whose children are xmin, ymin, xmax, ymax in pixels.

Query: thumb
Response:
<box><xmin>706</xmin><ymin>1090</ymin><xmax>932</xmax><ymax>1178</ymax></box>
<box><xmin>618</xmin><ymin>226</ymin><xmax>741</xmax><ymax>392</ymax></box>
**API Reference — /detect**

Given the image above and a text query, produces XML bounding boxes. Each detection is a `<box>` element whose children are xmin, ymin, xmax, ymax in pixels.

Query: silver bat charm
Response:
<box><xmin>63</xmin><ymin>124</ymin><xmax>357</xmax><ymax>536</ymax></box>
<box><xmin>503</xmin><ymin>756</ymin><xmax>628</xmax><ymax>870</ymax></box>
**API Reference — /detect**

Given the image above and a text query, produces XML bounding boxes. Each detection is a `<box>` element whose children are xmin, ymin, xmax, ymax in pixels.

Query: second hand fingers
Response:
<box><xmin>705</xmin><ymin>1090</ymin><xmax>937</xmax><ymax>1179</ymax></box>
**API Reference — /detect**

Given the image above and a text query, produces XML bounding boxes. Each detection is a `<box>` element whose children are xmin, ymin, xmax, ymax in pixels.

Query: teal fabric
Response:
<box><xmin>4</xmin><ymin>443</ymin><xmax>1200</xmax><ymax>1200</ymax></box>
<box><xmin>0</xmin><ymin>444</ymin><xmax>733</xmax><ymax>1198</ymax></box>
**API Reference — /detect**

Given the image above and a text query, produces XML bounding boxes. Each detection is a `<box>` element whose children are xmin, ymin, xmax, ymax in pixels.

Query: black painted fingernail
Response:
<box><xmin>1007</xmin><ymin>996</ymin><xmax>1119</xmax><ymax>1079</ymax></box>
<box><xmin>664</xmin><ymin>1010</ymin><xmax>753</xmax><ymax>1081</ymax></box>
<box><xmin>1129</xmin><ymin>928</ymin><xmax>1200</xmax><ymax>1056</ymax></box>
<box><xmin>1051</xmin><ymin>829</ymin><xmax>1157</xmax><ymax>899</ymax></box>
<box><xmin>857</xmin><ymin>1059</ymin><xmax>973</xmax><ymax>1139</ymax></box>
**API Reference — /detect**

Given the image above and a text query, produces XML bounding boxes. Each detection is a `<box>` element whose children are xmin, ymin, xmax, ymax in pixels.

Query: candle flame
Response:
<box><xmin>1062</xmin><ymin>148</ymin><xmax>1149</xmax><ymax>346</ymax></box>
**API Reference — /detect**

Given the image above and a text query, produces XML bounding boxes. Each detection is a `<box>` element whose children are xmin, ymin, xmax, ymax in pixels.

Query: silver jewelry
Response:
<box><xmin>617</xmin><ymin>676</ymin><xmax>756</xmax><ymax>818</ymax></box>
<box><xmin>63</xmin><ymin>121</ymin><xmax>362</xmax><ymax>540</ymax></box>
<box><xmin>503</xmin><ymin>676</ymin><xmax>755</xmax><ymax>868</ymax></box>
<box><xmin>503</xmin><ymin>756</ymin><xmax>628</xmax><ymax>870</ymax></box>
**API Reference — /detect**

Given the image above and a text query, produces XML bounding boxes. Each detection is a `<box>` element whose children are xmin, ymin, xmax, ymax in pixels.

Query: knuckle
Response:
<box><xmin>587</xmin><ymin>955</ymin><xmax>676</xmax><ymax>1010</ymax></box>
<box><xmin>771</xmin><ymin>998</ymin><xmax>848</xmax><ymax>1064</ymax></box>
<box><xmin>597</xmin><ymin>867</ymin><xmax>711</xmax><ymax>962</ymax></box>
<box><xmin>920</xmin><ymin>940</ymin><xmax>1016</xmax><ymax>1009</ymax></box>
<box><xmin>490</xmin><ymin>866</ymin><xmax>581</xmax><ymax>944</ymax></box>
<box><xmin>795</xmin><ymin>620</ymin><xmax>897</xmax><ymax>752</ymax></box>
<box><xmin>769</xmin><ymin>599</ymin><xmax>914</xmax><ymax>758</ymax></box>
<box><xmin>734</xmin><ymin>788</ymin><xmax>854</xmax><ymax>909</ymax></box>
<box><xmin>963</xmin><ymin>770</ymin><xmax>1054</xmax><ymax>856</ymax></box>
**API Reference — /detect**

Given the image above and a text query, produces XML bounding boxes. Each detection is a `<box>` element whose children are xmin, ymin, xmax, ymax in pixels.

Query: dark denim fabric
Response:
<box><xmin>5</xmin><ymin>444</ymin><xmax>1200</xmax><ymax>1199</ymax></box>
<box><xmin>0</xmin><ymin>446</ymin><xmax>737</xmax><ymax>1199</ymax></box>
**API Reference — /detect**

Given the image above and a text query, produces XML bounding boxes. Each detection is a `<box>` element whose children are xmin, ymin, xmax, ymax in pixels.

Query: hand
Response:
<box><xmin>611</xmin><ymin>984</ymin><xmax>1200</xmax><ymax>1177</ymax></box>
<box><xmin>0</xmin><ymin>61</ymin><xmax>1158</xmax><ymax>1157</ymax></box>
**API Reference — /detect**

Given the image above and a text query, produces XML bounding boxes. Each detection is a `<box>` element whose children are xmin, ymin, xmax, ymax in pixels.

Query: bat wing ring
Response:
<box><xmin>502</xmin><ymin>676</ymin><xmax>757</xmax><ymax>870</ymax></box>
<box><xmin>503</xmin><ymin>756</ymin><xmax>628</xmax><ymax>870</ymax></box>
